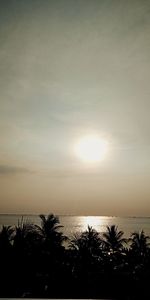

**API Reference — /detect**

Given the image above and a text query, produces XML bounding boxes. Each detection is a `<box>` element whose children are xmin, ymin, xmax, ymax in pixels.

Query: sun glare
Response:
<box><xmin>74</xmin><ymin>135</ymin><xmax>108</xmax><ymax>163</ymax></box>
<box><xmin>81</xmin><ymin>216</ymin><xmax>103</xmax><ymax>231</ymax></box>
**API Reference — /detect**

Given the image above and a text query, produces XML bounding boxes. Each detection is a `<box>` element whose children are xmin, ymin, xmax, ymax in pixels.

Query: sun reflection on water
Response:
<box><xmin>79</xmin><ymin>216</ymin><xmax>110</xmax><ymax>233</ymax></box>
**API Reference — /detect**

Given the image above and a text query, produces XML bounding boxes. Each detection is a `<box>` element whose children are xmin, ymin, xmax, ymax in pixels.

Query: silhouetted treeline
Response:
<box><xmin>0</xmin><ymin>214</ymin><xmax>150</xmax><ymax>299</ymax></box>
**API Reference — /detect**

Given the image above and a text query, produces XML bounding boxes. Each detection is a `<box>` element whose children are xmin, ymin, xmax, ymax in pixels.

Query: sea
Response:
<box><xmin>0</xmin><ymin>214</ymin><xmax>150</xmax><ymax>238</ymax></box>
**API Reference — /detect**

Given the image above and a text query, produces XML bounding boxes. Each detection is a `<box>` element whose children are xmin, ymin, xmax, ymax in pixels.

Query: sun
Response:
<box><xmin>74</xmin><ymin>135</ymin><xmax>108</xmax><ymax>163</ymax></box>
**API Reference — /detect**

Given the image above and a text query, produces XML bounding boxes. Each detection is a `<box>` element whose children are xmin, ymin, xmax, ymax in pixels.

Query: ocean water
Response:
<box><xmin>0</xmin><ymin>214</ymin><xmax>150</xmax><ymax>238</ymax></box>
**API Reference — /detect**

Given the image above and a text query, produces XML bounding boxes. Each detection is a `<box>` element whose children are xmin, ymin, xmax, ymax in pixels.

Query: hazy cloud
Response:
<box><xmin>0</xmin><ymin>165</ymin><xmax>30</xmax><ymax>175</ymax></box>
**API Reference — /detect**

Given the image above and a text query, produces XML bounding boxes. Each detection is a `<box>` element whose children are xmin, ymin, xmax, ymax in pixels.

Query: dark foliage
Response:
<box><xmin>0</xmin><ymin>214</ymin><xmax>150</xmax><ymax>299</ymax></box>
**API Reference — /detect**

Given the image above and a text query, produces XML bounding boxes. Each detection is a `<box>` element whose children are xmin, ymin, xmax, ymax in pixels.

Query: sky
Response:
<box><xmin>0</xmin><ymin>0</ymin><xmax>150</xmax><ymax>216</ymax></box>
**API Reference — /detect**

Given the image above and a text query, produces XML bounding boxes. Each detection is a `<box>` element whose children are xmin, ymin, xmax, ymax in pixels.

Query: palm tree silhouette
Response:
<box><xmin>0</xmin><ymin>226</ymin><xmax>15</xmax><ymax>297</ymax></box>
<box><xmin>13</xmin><ymin>217</ymin><xmax>42</xmax><ymax>253</ymax></box>
<box><xmin>102</xmin><ymin>225</ymin><xmax>126</xmax><ymax>254</ymax></box>
<box><xmin>39</xmin><ymin>214</ymin><xmax>67</xmax><ymax>250</ymax></box>
<box><xmin>129</xmin><ymin>230</ymin><xmax>150</xmax><ymax>257</ymax></box>
<box><xmin>69</xmin><ymin>226</ymin><xmax>102</xmax><ymax>280</ymax></box>
<box><xmin>70</xmin><ymin>225</ymin><xmax>102</xmax><ymax>255</ymax></box>
<box><xmin>0</xmin><ymin>225</ymin><xmax>14</xmax><ymax>251</ymax></box>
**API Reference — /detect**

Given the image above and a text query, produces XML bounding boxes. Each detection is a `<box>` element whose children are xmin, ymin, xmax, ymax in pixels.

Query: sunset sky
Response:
<box><xmin>0</xmin><ymin>0</ymin><xmax>150</xmax><ymax>216</ymax></box>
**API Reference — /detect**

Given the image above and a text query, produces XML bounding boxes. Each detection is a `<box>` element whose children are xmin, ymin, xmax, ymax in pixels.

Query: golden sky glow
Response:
<box><xmin>0</xmin><ymin>0</ymin><xmax>150</xmax><ymax>216</ymax></box>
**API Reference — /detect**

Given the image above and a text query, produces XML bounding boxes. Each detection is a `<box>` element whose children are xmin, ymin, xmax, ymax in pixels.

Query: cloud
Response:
<box><xmin>0</xmin><ymin>165</ymin><xmax>30</xmax><ymax>175</ymax></box>
<box><xmin>44</xmin><ymin>166</ymin><xmax>109</xmax><ymax>179</ymax></box>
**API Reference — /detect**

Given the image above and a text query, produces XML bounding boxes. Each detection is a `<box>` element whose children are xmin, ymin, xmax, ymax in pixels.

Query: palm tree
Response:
<box><xmin>129</xmin><ymin>230</ymin><xmax>150</xmax><ymax>257</ymax></box>
<box><xmin>39</xmin><ymin>214</ymin><xmax>67</xmax><ymax>250</ymax></box>
<box><xmin>102</xmin><ymin>225</ymin><xmax>126</xmax><ymax>254</ymax></box>
<box><xmin>0</xmin><ymin>225</ymin><xmax>14</xmax><ymax>252</ymax></box>
<box><xmin>10</xmin><ymin>218</ymin><xmax>43</xmax><ymax>297</ymax></box>
<box><xmin>0</xmin><ymin>226</ymin><xmax>15</xmax><ymax>297</ymax></box>
<box><xmin>70</xmin><ymin>226</ymin><xmax>102</xmax><ymax>255</ymax></box>
<box><xmin>69</xmin><ymin>226</ymin><xmax>102</xmax><ymax>281</ymax></box>
<box><xmin>13</xmin><ymin>217</ymin><xmax>42</xmax><ymax>254</ymax></box>
<box><xmin>35</xmin><ymin>214</ymin><xmax>68</xmax><ymax>295</ymax></box>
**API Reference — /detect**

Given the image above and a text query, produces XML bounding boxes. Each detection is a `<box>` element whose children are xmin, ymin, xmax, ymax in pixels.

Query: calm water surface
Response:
<box><xmin>0</xmin><ymin>214</ymin><xmax>150</xmax><ymax>238</ymax></box>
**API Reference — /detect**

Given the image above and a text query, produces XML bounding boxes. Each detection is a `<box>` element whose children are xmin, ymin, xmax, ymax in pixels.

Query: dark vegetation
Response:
<box><xmin>0</xmin><ymin>214</ymin><xmax>150</xmax><ymax>299</ymax></box>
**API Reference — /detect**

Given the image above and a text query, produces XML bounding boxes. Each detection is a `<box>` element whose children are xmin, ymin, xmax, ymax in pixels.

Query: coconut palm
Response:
<box><xmin>0</xmin><ymin>225</ymin><xmax>14</xmax><ymax>252</ymax></box>
<box><xmin>129</xmin><ymin>230</ymin><xmax>150</xmax><ymax>257</ymax></box>
<box><xmin>0</xmin><ymin>226</ymin><xmax>15</xmax><ymax>297</ymax></box>
<box><xmin>39</xmin><ymin>214</ymin><xmax>67</xmax><ymax>250</ymax></box>
<box><xmin>69</xmin><ymin>226</ymin><xmax>102</xmax><ymax>282</ymax></box>
<box><xmin>70</xmin><ymin>225</ymin><xmax>102</xmax><ymax>255</ymax></box>
<box><xmin>13</xmin><ymin>217</ymin><xmax>42</xmax><ymax>253</ymax></box>
<box><xmin>102</xmin><ymin>225</ymin><xmax>126</xmax><ymax>253</ymax></box>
